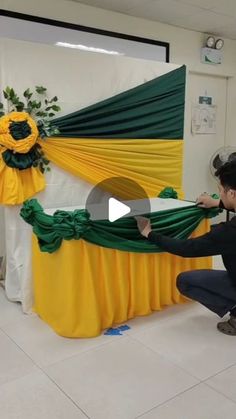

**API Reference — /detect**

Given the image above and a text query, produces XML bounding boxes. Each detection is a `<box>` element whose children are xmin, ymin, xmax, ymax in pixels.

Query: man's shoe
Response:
<box><xmin>217</xmin><ymin>315</ymin><xmax>236</xmax><ymax>336</ymax></box>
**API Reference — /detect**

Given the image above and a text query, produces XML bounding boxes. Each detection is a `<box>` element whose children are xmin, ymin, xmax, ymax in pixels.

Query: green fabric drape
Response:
<box><xmin>20</xmin><ymin>198</ymin><xmax>220</xmax><ymax>254</ymax></box>
<box><xmin>53</xmin><ymin>66</ymin><xmax>186</xmax><ymax>139</ymax></box>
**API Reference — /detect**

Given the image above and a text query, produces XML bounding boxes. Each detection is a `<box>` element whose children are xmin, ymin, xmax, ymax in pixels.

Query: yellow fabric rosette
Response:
<box><xmin>0</xmin><ymin>112</ymin><xmax>46</xmax><ymax>205</ymax></box>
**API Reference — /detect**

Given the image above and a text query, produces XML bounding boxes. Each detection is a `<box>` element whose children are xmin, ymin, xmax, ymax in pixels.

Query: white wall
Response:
<box><xmin>0</xmin><ymin>207</ymin><xmax>5</xmax><ymax>257</ymax></box>
<box><xmin>2</xmin><ymin>0</ymin><xmax>236</xmax><ymax>197</ymax></box>
<box><xmin>183</xmin><ymin>73</ymin><xmax>228</xmax><ymax>201</ymax></box>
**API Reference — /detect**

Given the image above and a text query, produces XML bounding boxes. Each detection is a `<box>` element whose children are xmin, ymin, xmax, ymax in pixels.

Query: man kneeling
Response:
<box><xmin>136</xmin><ymin>160</ymin><xmax>236</xmax><ymax>336</ymax></box>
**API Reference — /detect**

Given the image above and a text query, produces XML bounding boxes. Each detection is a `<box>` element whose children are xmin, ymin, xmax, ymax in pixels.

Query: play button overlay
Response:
<box><xmin>108</xmin><ymin>198</ymin><xmax>131</xmax><ymax>222</ymax></box>
<box><xmin>85</xmin><ymin>177</ymin><xmax>150</xmax><ymax>221</ymax></box>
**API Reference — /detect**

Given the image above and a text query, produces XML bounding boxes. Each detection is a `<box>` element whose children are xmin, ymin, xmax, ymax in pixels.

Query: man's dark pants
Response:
<box><xmin>176</xmin><ymin>269</ymin><xmax>236</xmax><ymax>317</ymax></box>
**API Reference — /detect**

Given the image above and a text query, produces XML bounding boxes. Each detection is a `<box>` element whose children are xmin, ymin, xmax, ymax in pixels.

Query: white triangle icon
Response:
<box><xmin>108</xmin><ymin>198</ymin><xmax>131</xmax><ymax>222</ymax></box>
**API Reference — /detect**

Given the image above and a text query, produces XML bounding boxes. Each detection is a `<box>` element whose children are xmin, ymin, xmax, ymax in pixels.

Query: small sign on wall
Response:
<box><xmin>201</xmin><ymin>48</ymin><xmax>223</xmax><ymax>65</ymax></box>
<box><xmin>199</xmin><ymin>96</ymin><xmax>212</xmax><ymax>105</ymax></box>
<box><xmin>191</xmin><ymin>104</ymin><xmax>217</xmax><ymax>134</ymax></box>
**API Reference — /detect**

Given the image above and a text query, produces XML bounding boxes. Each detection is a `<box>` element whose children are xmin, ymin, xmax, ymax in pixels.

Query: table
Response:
<box><xmin>2</xmin><ymin>164</ymin><xmax>109</xmax><ymax>312</ymax></box>
<box><xmin>31</xmin><ymin>198</ymin><xmax>212</xmax><ymax>337</ymax></box>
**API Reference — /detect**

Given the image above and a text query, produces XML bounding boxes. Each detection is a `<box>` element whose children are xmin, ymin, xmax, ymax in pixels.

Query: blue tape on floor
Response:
<box><xmin>104</xmin><ymin>325</ymin><xmax>131</xmax><ymax>335</ymax></box>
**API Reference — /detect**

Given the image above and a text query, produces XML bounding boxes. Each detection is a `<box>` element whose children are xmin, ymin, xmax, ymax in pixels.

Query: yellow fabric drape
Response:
<box><xmin>0</xmin><ymin>149</ymin><xmax>45</xmax><ymax>205</ymax></box>
<box><xmin>32</xmin><ymin>219</ymin><xmax>211</xmax><ymax>338</ymax></box>
<box><xmin>40</xmin><ymin>138</ymin><xmax>184</xmax><ymax>199</ymax></box>
<box><xmin>0</xmin><ymin>137</ymin><xmax>183</xmax><ymax>204</ymax></box>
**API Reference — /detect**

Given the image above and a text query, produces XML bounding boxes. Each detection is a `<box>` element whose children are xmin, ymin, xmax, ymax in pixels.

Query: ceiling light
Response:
<box><xmin>215</xmin><ymin>38</ymin><xmax>224</xmax><ymax>50</ymax></box>
<box><xmin>206</xmin><ymin>36</ymin><xmax>215</xmax><ymax>48</ymax></box>
<box><xmin>55</xmin><ymin>42</ymin><xmax>124</xmax><ymax>55</ymax></box>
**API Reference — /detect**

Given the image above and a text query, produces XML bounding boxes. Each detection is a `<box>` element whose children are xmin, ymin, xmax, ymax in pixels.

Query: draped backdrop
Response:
<box><xmin>0</xmin><ymin>65</ymin><xmax>186</xmax><ymax>204</ymax></box>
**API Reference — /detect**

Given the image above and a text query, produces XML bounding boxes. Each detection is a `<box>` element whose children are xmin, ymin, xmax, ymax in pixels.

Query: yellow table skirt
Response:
<box><xmin>32</xmin><ymin>219</ymin><xmax>212</xmax><ymax>338</ymax></box>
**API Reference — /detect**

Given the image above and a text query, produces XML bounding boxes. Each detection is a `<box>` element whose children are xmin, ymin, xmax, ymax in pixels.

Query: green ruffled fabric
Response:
<box><xmin>158</xmin><ymin>187</ymin><xmax>178</xmax><ymax>199</ymax></box>
<box><xmin>20</xmin><ymin>198</ymin><xmax>221</xmax><ymax>254</ymax></box>
<box><xmin>9</xmin><ymin>121</ymin><xmax>32</xmax><ymax>140</ymax></box>
<box><xmin>2</xmin><ymin>145</ymin><xmax>40</xmax><ymax>170</ymax></box>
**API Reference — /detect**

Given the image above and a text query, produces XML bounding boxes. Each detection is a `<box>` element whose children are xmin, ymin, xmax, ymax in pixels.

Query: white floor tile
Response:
<box><xmin>46</xmin><ymin>337</ymin><xmax>198</xmax><ymax>419</ymax></box>
<box><xmin>131</xmin><ymin>305</ymin><xmax>236</xmax><ymax>380</ymax></box>
<box><xmin>124</xmin><ymin>302</ymin><xmax>199</xmax><ymax>335</ymax></box>
<box><xmin>138</xmin><ymin>383</ymin><xmax>236</xmax><ymax>419</ymax></box>
<box><xmin>2</xmin><ymin>275</ymin><xmax>236</xmax><ymax>418</ymax></box>
<box><xmin>0</xmin><ymin>371</ymin><xmax>87</xmax><ymax>419</ymax></box>
<box><xmin>1</xmin><ymin>314</ymin><xmax>121</xmax><ymax>367</ymax></box>
<box><xmin>0</xmin><ymin>329</ymin><xmax>37</xmax><ymax>387</ymax></box>
<box><xmin>206</xmin><ymin>365</ymin><xmax>236</xmax><ymax>402</ymax></box>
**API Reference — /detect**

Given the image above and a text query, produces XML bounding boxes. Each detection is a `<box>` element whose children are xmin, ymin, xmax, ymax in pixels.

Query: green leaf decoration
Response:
<box><xmin>9</xmin><ymin>88</ymin><xmax>16</xmax><ymax>99</ymax></box>
<box><xmin>35</xmin><ymin>86</ymin><xmax>47</xmax><ymax>94</ymax></box>
<box><xmin>35</xmin><ymin>111</ymin><xmax>48</xmax><ymax>117</ymax></box>
<box><xmin>15</xmin><ymin>102</ymin><xmax>25</xmax><ymax>112</ymax></box>
<box><xmin>51</xmin><ymin>105</ymin><xmax>61</xmax><ymax>112</ymax></box>
<box><xmin>52</xmin><ymin>128</ymin><xmax>60</xmax><ymax>135</ymax></box>
<box><xmin>5</xmin><ymin>86</ymin><xmax>11</xmax><ymax>95</ymax></box>
<box><xmin>23</xmin><ymin>88</ymin><xmax>31</xmax><ymax>98</ymax></box>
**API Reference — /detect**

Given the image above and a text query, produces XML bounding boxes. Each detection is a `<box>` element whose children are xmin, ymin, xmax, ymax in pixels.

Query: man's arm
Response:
<box><xmin>136</xmin><ymin>216</ymin><xmax>234</xmax><ymax>258</ymax></box>
<box><xmin>147</xmin><ymin>230</ymin><xmax>224</xmax><ymax>257</ymax></box>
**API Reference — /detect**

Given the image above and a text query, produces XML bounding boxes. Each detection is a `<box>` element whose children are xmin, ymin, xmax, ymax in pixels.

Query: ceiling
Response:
<box><xmin>70</xmin><ymin>0</ymin><xmax>236</xmax><ymax>40</ymax></box>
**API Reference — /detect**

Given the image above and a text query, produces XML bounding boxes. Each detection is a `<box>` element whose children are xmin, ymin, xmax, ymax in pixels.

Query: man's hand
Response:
<box><xmin>135</xmin><ymin>216</ymin><xmax>152</xmax><ymax>238</ymax></box>
<box><xmin>196</xmin><ymin>193</ymin><xmax>220</xmax><ymax>209</ymax></box>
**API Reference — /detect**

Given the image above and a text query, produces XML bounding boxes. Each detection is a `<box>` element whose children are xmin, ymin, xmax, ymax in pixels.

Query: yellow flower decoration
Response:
<box><xmin>0</xmin><ymin>112</ymin><xmax>39</xmax><ymax>153</ymax></box>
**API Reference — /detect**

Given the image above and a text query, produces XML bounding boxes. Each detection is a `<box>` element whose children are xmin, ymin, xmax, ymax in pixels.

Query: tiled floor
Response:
<box><xmin>1</xmin><ymin>258</ymin><xmax>236</xmax><ymax>419</ymax></box>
